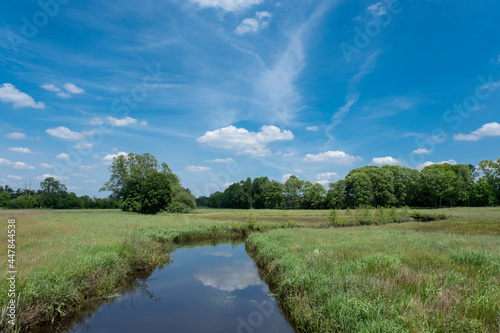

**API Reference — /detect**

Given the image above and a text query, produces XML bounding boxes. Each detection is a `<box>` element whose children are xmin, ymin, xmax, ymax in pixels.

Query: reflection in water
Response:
<box><xmin>48</xmin><ymin>243</ymin><xmax>294</xmax><ymax>333</ymax></box>
<box><xmin>194</xmin><ymin>262</ymin><xmax>262</xmax><ymax>292</ymax></box>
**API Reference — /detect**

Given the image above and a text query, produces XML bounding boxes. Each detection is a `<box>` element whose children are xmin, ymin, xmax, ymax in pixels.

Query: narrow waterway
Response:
<box><xmin>52</xmin><ymin>242</ymin><xmax>293</xmax><ymax>333</ymax></box>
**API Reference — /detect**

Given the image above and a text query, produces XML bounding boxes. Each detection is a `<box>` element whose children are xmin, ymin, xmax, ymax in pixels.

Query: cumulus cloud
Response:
<box><xmin>90</xmin><ymin>118</ymin><xmax>104</xmax><ymax>125</ymax></box>
<box><xmin>36</xmin><ymin>174</ymin><xmax>69</xmax><ymax>181</ymax></box>
<box><xmin>0</xmin><ymin>158</ymin><xmax>35</xmax><ymax>170</ymax></box>
<box><xmin>63</xmin><ymin>83</ymin><xmax>85</xmax><ymax>94</ymax></box>
<box><xmin>46</xmin><ymin>126</ymin><xmax>86</xmax><ymax>141</ymax></box>
<box><xmin>316</xmin><ymin>180</ymin><xmax>330</xmax><ymax>186</ymax></box>
<box><xmin>185</xmin><ymin>166</ymin><xmax>211</xmax><ymax>172</ymax></box>
<box><xmin>303</xmin><ymin>151</ymin><xmax>362</xmax><ymax>165</ymax></box>
<box><xmin>206</xmin><ymin>158</ymin><xmax>234</xmax><ymax>163</ymax></box>
<box><xmin>196</xmin><ymin>125</ymin><xmax>294</xmax><ymax>157</ymax></box>
<box><xmin>189</xmin><ymin>0</ymin><xmax>263</xmax><ymax>12</ymax></box>
<box><xmin>8</xmin><ymin>147</ymin><xmax>32</xmax><ymax>154</ymax></box>
<box><xmin>102</xmin><ymin>152</ymin><xmax>128</xmax><ymax>162</ymax></box>
<box><xmin>372</xmin><ymin>156</ymin><xmax>401</xmax><ymax>165</ymax></box>
<box><xmin>41</xmin><ymin>83</ymin><xmax>60</xmax><ymax>92</ymax></box>
<box><xmin>315</xmin><ymin>172</ymin><xmax>339</xmax><ymax>180</ymax></box>
<box><xmin>72</xmin><ymin>142</ymin><xmax>94</xmax><ymax>150</ymax></box>
<box><xmin>282</xmin><ymin>173</ymin><xmax>293</xmax><ymax>182</ymax></box>
<box><xmin>5</xmin><ymin>132</ymin><xmax>27</xmax><ymax>139</ymax></box>
<box><xmin>417</xmin><ymin>159</ymin><xmax>457</xmax><ymax>170</ymax></box>
<box><xmin>413</xmin><ymin>148</ymin><xmax>431</xmax><ymax>154</ymax></box>
<box><xmin>306</xmin><ymin>126</ymin><xmax>319</xmax><ymax>132</ymax></box>
<box><xmin>107</xmin><ymin>116</ymin><xmax>138</xmax><ymax>127</ymax></box>
<box><xmin>0</xmin><ymin>83</ymin><xmax>45</xmax><ymax>109</ymax></box>
<box><xmin>42</xmin><ymin>82</ymin><xmax>85</xmax><ymax>98</ymax></box>
<box><xmin>235</xmin><ymin>11</ymin><xmax>272</xmax><ymax>35</ymax></box>
<box><xmin>56</xmin><ymin>153</ymin><xmax>69</xmax><ymax>160</ymax></box>
<box><xmin>39</xmin><ymin>163</ymin><xmax>53</xmax><ymax>169</ymax></box>
<box><xmin>454</xmin><ymin>122</ymin><xmax>500</xmax><ymax>141</ymax></box>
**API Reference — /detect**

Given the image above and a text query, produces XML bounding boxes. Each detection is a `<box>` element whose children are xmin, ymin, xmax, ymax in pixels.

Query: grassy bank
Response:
<box><xmin>247</xmin><ymin>224</ymin><xmax>500</xmax><ymax>332</ymax></box>
<box><xmin>0</xmin><ymin>207</ymin><xmax>498</xmax><ymax>332</ymax></box>
<box><xmin>0</xmin><ymin>209</ymin><xmax>291</xmax><ymax>331</ymax></box>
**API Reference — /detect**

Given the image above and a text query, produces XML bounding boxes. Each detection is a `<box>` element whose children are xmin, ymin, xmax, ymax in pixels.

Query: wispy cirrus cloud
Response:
<box><xmin>188</xmin><ymin>0</ymin><xmax>263</xmax><ymax>12</ymax></box>
<box><xmin>328</xmin><ymin>52</ymin><xmax>379</xmax><ymax>135</ymax></box>
<box><xmin>185</xmin><ymin>165</ymin><xmax>211</xmax><ymax>172</ymax></box>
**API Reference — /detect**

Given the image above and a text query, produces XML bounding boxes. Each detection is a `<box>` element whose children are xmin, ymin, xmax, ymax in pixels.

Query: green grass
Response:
<box><xmin>0</xmin><ymin>207</ymin><xmax>499</xmax><ymax>332</ymax></box>
<box><xmin>247</xmin><ymin>225</ymin><xmax>500</xmax><ymax>332</ymax></box>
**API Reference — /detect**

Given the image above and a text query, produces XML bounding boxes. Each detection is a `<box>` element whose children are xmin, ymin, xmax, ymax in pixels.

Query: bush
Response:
<box><xmin>410</xmin><ymin>212</ymin><xmax>448</xmax><ymax>222</ymax></box>
<box><xmin>328</xmin><ymin>209</ymin><xmax>347</xmax><ymax>227</ymax></box>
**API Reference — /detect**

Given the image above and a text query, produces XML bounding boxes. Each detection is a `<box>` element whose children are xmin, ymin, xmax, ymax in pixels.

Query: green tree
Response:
<box><xmin>39</xmin><ymin>177</ymin><xmax>68</xmax><ymax>208</ymax></box>
<box><xmin>0</xmin><ymin>191</ymin><xmax>11</xmax><ymax>207</ymax></box>
<box><xmin>101</xmin><ymin>153</ymin><xmax>188</xmax><ymax>214</ymax></box>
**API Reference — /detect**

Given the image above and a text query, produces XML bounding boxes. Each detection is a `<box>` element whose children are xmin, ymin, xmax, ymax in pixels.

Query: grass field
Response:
<box><xmin>0</xmin><ymin>207</ymin><xmax>499</xmax><ymax>332</ymax></box>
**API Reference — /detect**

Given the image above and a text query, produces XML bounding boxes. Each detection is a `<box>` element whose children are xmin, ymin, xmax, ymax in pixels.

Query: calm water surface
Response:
<box><xmin>62</xmin><ymin>243</ymin><xmax>294</xmax><ymax>333</ymax></box>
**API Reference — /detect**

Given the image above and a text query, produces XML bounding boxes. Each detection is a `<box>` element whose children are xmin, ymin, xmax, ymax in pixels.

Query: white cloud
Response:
<box><xmin>139</xmin><ymin>120</ymin><xmax>148</xmax><ymax>126</ymax></box>
<box><xmin>306</xmin><ymin>126</ymin><xmax>319</xmax><ymax>132</ymax></box>
<box><xmin>5</xmin><ymin>132</ymin><xmax>27</xmax><ymax>139</ymax></box>
<box><xmin>39</xmin><ymin>163</ymin><xmax>53</xmax><ymax>169</ymax></box>
<box><xmin>56</xmin><ymin>91</ymin><xmax>72</xmax><ymax>98</ymax></box>
<box><xmin>413</xmin><ymin>148</ymin><xmax>431</xmax><ymax>154</ymax></box>
<box><xmin>282</xmin><ymin>152</ymin><xmax>294</xmax><ymax>157</ymax></box>
<box><xmin>316</xmin><ymin>180</ymin><xmax>330</xmax><ymax>186</ymax></box>
<box><xmin>303</xmin><ymin>151</ymin><xmax>362</xmax><ymax>165</ymax></box>
<box><xmin>367</xmin><ymin>2</ymin><xmax>388</xmax><ymax>16</ymax></box>
<box><xmin>206</xmin><ymin>158</ymin><xmax>234</xmax><ymax>163</ymax></box>
<box><xmin>90</xmin><ymin>118</ymin><xmax>104</xmax><ymax>125</ymax></box>
<box><xmin>56</xmin><ymin>153</ymin><xmax>69</xmax><ymax>160</ymax></box>
<box><xmin>196</xmin><ymin>125</ymin><xmax>294</xmax><ymax>157</ymax></box>
<box><xmin>6</xmin><ymin>175</ymin><xmax>22</xmax><ymax>180</ymax></box>
<box><xmin>37</xmin><ymin>174</ymin><xmax>69</xmax><ymax>181</ymax></box>
<box><xmin>328</xmin><ymin>53</ymin><xmax>378</xmax><ymax>137</ymax></box>
<box><xmin>454</xmin><ymin>122</ymin><xmax>500</xmax><ymax>141</ymax></box>
<box><xmin>0</xmin><ymin>158</ymin><xmax>35</xmax><ymax>170</ymax></box>
<box><xmin>72</xmin><ymin>142</ymin><xmax>94</xmax><ymax>150</ymax></box>
<box><xmin>372</xmin><ymin>156</ymin><xmax>401</xmax><ymax>165</ymax></box>
<box><xmin>235</xmin><ymin>11</ymin><xmax>272</xmax><ymax>35</ymax></box>
<box><xmin>189</xmin><ymin>0</ymin><xmax>263</xmax><ymax>12</ymax></box>
<box><xmin>282</xmin><ymin>173</ymin><xmax>293</xmax><ymax>182</ymax></box>
<box><xmin>315</xmin><ymin>172</ymin><xmax>339</xmax><ymax>180</ymax></box>
<box><xmin>83</xmin><ymin>179</ymin><xmax>97</xmax><ymax>183</ymax></box>
<box><xmin>185</xmin><ymin>166</ymin><xmax>211</xmax><ymax>172</ymax></box>
<box><xmin>102</xmin><ymin>152</ymin><xmax>128</xmax><ymax>162</ymax></box>
<box><xmin>63</xmin><ymin>82</ymin><xmax>85</xmax><ymax>94</ymax></box>
<box><xmin>417</xmin><ymin>159</ymin><xmax>457</xmax><ymax>170</ymax></box>
<box><xmin>0</xmin><ymin>83</ymin><xmax>45</xmax><ymax>109</ymax></box>
<box><xmin>78</xmin><ymin>164</ymin><xmax>98</xmax><ymax>170</ymax></box>
<box><xmin>41</xmin><ymin>83</ymin><xmax>60</xmax><ymax>92</ymax></box>
<box><xmin>107</xmin><ymin>116</ymin><xmax>139</xmax><ymax>127</ymax></box>
<box><xmin>46</xmin><ymin>126</ymin><xmax>86</xmax><ymax>141</ymax></box>
<box><xmin>8</xmin><ymin>147</ymin><xmax>32</xmax><ymax>154</ymax></box>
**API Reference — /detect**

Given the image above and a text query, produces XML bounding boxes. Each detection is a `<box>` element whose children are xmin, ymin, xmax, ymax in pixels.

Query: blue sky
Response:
<box><xmin>1</xmin><ymin>0</ymin><xmax>499</xmax><ymax>197</ymax></box>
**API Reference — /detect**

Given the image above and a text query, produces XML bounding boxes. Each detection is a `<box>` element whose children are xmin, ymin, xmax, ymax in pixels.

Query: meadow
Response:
<box><xmin>0</xmin><ymin>207</ymin><xmax>499</xmax><ymax>332</ymax></box>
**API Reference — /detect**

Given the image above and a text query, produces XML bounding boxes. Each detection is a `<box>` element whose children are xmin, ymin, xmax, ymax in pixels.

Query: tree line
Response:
<box><xmin>0</xmin><ymin>178</ymin><xmax>119</xmax><ymax>210</ymax></box>
<box><xmin>198</xmin><ymin>158</ymin><xmax>500</xmax><ymax>209</ymax></box>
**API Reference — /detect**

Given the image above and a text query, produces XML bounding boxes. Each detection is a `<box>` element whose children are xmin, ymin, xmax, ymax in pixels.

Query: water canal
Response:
<box><xmin>39</xmin><ymin>242</ymin><xmax>294</xmax><ymax>333</ymax></box>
